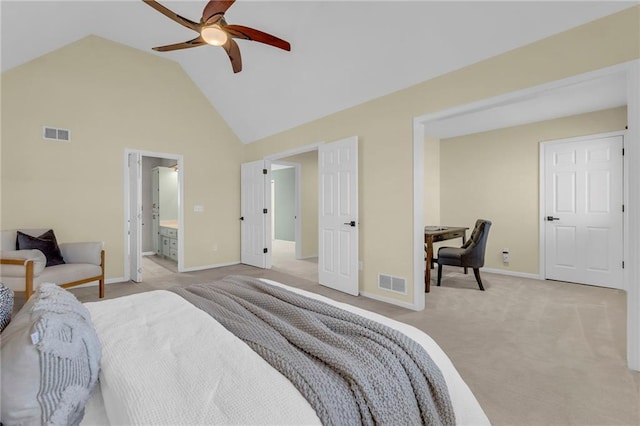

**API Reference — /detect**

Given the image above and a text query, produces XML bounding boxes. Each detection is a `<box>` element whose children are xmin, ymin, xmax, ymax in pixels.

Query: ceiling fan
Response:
<box><xmin>143</xmin><ymin>0</ymin><xmax>291</xmax><ymax>73</ymax></box>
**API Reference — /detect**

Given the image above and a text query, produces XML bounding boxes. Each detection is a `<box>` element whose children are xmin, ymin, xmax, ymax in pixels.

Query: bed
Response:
<box><xmin>1</xmin><ymin>276</ymin><xmax>490</xmax><ymax>425</ymax></box>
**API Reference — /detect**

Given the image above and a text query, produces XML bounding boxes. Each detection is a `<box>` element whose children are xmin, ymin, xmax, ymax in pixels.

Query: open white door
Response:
<box><xmin>128</xmin><ymin>152</ymin><xmax>142</xmax><ymax>282</ymax></box>
<box><xmin>318</xmin><ymin>136</ymin><xmax>359</xmax><ymax>295</ymax></box>
<box><xmin>543</xmin><ymin>134</ymin><xmax>624</xmax><ymax>288</ymax></box>
<box><xmin>241</xmin><ymin>160</ymin><xmax>272</xmax><ymax>268</ymax></box>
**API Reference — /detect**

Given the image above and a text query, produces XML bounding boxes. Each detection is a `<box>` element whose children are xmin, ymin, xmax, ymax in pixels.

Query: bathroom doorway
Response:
<box><xmin>126</xmin><ymin>150</ymin><xmax>183</xmax><ymax>282</ymax></box>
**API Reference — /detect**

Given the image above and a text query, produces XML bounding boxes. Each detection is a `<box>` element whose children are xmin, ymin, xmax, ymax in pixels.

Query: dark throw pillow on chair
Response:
<box><xmin>16</xmin><ymin>230</ymin><xmax>66</xmax><ymax>267</ymax></box>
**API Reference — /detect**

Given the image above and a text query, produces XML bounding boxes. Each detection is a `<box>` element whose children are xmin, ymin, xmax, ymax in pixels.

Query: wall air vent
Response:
<box><xmin>378</xmin><ymin>273</ymin><xmax>407</xmax><ymax>295</ymax></box>
<box><xmin>42</xmin><ymin>126</ymin><xmax>71</xmax><ymax>142</ymax></box>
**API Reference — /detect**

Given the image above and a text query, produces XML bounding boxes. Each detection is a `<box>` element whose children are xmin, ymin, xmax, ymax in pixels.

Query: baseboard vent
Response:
<box><xmin>378</xmin><ymin>273</ymin><xmax>407</xmax><ymax>295</ymax></box>
<box><xmin>43</xmin><ymin>126</ymin><xmax>71</xmax><ymax>142</ymax></box>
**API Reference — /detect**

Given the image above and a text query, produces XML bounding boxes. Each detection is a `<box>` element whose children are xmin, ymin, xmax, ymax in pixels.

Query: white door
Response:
<box><xmin>152</xmin><ymin>167</ymin><xmax>160</xmax><ymax>255</ymax></box>
<box><xmin>318</xmin><ymin>136</ymin><xmax>359</xmax><ymax>295</ymax></box>
<box><xmin>128</xmin><ymin>152</ymin><xmax>142</xmax><ymax>282</ymax></box>
<box><xmin>544</xmin><ymin>134</ymin><xmax>623</xmax><ymax>288</ymax></box>
<box><xmin>241</xmin><ymin>160</ymin><xmax>272</xmax><ymax>268</ymax></box>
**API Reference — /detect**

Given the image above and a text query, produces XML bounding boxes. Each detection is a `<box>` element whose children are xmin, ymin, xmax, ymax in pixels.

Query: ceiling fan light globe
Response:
<box><xmin>201</xmin><ymin>26</ymin><xmax>228</xmax><ymax>46</ymax></box>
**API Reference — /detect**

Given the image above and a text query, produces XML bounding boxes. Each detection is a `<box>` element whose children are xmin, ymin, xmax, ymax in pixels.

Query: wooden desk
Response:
<box><xmin>424</xmin><ymin>226</ymin><xmax>468</xmax><ymax>292</ymax></box>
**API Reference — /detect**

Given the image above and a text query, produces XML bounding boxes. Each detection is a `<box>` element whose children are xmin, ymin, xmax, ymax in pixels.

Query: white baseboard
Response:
<box><xmin>69</xmin><ymin>262</ymin><xmax>243</xmax><ymax>291</ymax></box>
<box><xmin>179</xmin><ymin>261</ymin><xmax>240</xmax><ymax>273</ymax></box>
<box><xmin>298</xmin><ymin>254</ymin><xmax>318</xmax><ymax>260</ymax></box>
<box><xmin>360</xmin><ymin>290</ymin><xmax>421</xmax><ymax>311</ymax></box>
<box><xmin>482</xmin><ymin>267</ymin><xmax>542</xmax><ymax>280</ymax></box>
<box><xmin>142</xmin><ymin>251</ymin><xmax>155</xmax><ymax>256</ymax></box>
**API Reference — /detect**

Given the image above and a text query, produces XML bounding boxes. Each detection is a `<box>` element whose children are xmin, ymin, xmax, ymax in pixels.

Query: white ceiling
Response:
<box><xmin>1</xmin><ymin>1</ymin><xmax>637</xmax><ymax>143</ymax></box>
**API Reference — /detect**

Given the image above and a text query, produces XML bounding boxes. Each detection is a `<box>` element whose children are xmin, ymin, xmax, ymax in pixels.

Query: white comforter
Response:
<box><xmin>81</xmin><ymin>279</ymin><xmax>490</xmax><ymax>425</ymax></box>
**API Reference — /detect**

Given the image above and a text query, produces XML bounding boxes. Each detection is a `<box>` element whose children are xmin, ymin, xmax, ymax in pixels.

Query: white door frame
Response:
<box><xmin>123</xmin><ymin>149</ymin><xmax>184</xmax><ymax>281</ymax></box>
<box><xmin>539</xmin><ymin>130</ymin><xmax>626</xmax><ymax>285</ymax></box>
<box><xmin>413</xmin><ymin>60</ymin><xmax>640</xmax><ymax>371</ymax></box>
<box><xmin>271</xmin><ymin>160</ymin><xmax>302</xmax><ymax>259</ymax></box>
<box><xmin>127</xmin><ymin>151</ymin><xmax>142</xmax><ymax>282</ymax></box>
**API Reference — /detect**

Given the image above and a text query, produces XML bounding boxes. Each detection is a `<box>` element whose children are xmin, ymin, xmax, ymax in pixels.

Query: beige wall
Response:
<box><xmin>243</xmin><ymin>7</ymin><xmax>639</xmax><ymax>304</ymax></box>
<box><xmin>1</xmin><ymin>36</ymin><xmax>243</xmax><ymax>279</ymax></box>
<box><xmin>440</xmin><ymin>107</ymin><xmax>627</xmax><ymax>274</ymax></box>
<box><xmin>278</xmin><ymin>150</ymin><xmax>319</xmax><ymax>258</ymax></box>
<box><xmin>1</xmin><ymin>6</ymin><xmax>637</xmax><ymax>303</ymax></box>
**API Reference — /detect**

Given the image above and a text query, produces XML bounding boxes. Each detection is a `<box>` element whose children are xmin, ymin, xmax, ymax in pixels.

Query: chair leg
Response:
<box><xmin>99</xmin><ymin>250</ymin><xmax>105</xmax><ymax>299</ymax></box>
<box><xmin>437</xmin><ymin>264</ymin><xmax>443</xmax><ymax>286</ymax></box>
<box><xmin>25</xmin><ymin>260</ymin><xmax>34</xmax><ymax>300</ymax></box>
<box><xmin>473</xmin><ymin>268</ymin><xmax>485</xmax><ymax>291</ymax></box>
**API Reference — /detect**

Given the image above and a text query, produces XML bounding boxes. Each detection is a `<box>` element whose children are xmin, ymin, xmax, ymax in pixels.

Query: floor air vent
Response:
<box><xmin>378</xmin><ymin>273</ymin><xmax>407</xmax><ymax>294</ymax></box>
<box><xmin>43</xmin><ymin>126</ymin><xmax>71</xmax><ymax>142</ymax></box>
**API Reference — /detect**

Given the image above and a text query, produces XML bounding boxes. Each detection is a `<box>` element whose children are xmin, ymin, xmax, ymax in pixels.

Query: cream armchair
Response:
<box><xmin>0</xmin><ymin>229</ymin><xmax>104</xmax><ymax>300</ymax></box>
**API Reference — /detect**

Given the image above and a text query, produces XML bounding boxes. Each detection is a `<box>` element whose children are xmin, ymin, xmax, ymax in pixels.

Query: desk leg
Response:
<box><xmin>425</xmin><ymin>236</ymin><xmax>433</xmax><ymax>292</ymax></box>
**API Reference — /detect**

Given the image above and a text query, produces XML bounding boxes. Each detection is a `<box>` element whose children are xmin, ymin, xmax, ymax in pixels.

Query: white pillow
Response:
<box><xmin>0</xmin><ymin>283</ymin><xmax>101</xmax><ymax>426</ymax></box>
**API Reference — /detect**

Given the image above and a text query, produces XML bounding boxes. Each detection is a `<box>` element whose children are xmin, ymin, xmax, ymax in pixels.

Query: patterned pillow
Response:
<box><xmin>0</xmin><ymin>283</ymin><xmax>101</xmax><ymax>425</ymax></box>
<box><xmin>0</xmin><ymin>283</ymin><xmax>13</xmax><ymax>332</ymax></box>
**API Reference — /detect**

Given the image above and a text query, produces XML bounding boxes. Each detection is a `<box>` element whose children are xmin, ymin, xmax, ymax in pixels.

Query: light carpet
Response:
<box><xmin>64</xmin><ymin>261</ymin><xmax>639</xmax><ymax>425</ymax></box>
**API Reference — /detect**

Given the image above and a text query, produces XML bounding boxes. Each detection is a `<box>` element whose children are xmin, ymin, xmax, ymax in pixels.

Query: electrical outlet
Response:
<box><xmin>502</xmin><ymin>248</ymin><xmax>510</xmax><ymax>263</ymax></box>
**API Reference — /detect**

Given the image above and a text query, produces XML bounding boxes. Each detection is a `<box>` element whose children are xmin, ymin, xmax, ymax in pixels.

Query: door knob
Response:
<box><xmin>343</xmin><ymin>221</ymin><xmax>356</xmax><ymax>227</ymax></box>
<box><xmin>546</xmin><ymin>216</ymin><xmax>560</xmax><ymax>221</ymax></box>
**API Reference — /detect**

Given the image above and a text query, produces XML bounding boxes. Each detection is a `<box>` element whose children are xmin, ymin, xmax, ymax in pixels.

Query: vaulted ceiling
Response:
<box><xmin>1</xmin><ymin>1</ymin><xmax>636</xmax><ymax>143</ymax></box>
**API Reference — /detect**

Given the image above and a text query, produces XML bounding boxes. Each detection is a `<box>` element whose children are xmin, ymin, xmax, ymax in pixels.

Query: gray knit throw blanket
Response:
<box><xmin>170</xmin><ymin>276</ymin><xmax>455</xmax><ymax>426</ymax></box>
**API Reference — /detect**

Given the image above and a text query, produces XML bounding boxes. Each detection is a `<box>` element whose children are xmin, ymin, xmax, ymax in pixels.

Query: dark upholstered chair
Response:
<box><xmin>437</xmin><ymin>219</ymin><xmax>492</xmax><ymax>291</ymax></box>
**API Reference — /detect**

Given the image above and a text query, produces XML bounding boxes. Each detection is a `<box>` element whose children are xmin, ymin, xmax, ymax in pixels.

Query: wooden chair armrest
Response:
<box><xmin>0</xmin><ymin>258</ymin><xmax>34</xmax><ymax>300</ymax></box>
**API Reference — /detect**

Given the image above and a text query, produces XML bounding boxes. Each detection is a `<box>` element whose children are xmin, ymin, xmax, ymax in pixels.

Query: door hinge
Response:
<box><xmin>622</xmin><ymin>261</ymin><xmax>625</xmax><ymax>269</ymax></box>
<box><xmin>263</xmin><ymin>208</ymin><xmax>268</xmax><ymax>214</ymax></box>
<box><xmin>622</xmin><ymin>204</ymin><xmax>625</xmax><ymax>212</ymax></box>
<box><xmin>622</xmin><ymin>148</ymin><xmax>625</xmax><ymax>156</ymax></box>
<box><xmin>263</xmin><ymin>169</ymin><xmax>268</xmax><ymax>175</ymax></box>
<box><xmin>263</xmin><ymin>248</ymin><xmax>268</xmax><ymax>254</ymax></box>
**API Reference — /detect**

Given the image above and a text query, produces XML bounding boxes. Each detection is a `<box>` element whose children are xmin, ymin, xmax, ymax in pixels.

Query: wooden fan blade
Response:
<box><xmin>224</xmin><ymin>25</ymin><xmax>291</xmax><ymax>51</ymax></box>
<box><xmin>223</xmin><ymin>38</ymin><xmax>242</xmax><ymax>73</ymax></box>
<box><xmin>202</xmin><ymin>0</ymin><xmax>235</xmax><ymax>24</ymax></box>
<box><xmin>143</xmin><ymin>0</ymin><xmax>200</xmax><ymax>32</ymax></box>
<box><xmin>152</xmin><ymin>37</ymin><xmax>205</xmax><ymax>52</ymax></box>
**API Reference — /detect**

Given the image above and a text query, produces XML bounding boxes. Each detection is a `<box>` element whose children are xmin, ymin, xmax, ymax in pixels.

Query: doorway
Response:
<box><xmin>413</xmin><ymin>61</ymin><xmax>640</xmax><ymax>370</ymax></box>
<box><xmin>125</xmin><ymin>150</ymin><xmax>183</xmax><ymax>282</ymax></box>
<box><xmin>270</xmin><ymin>154</ymin><xmax>319</xmax><ymax>283</ymax></box>
<box><xmin>264</xmin><ymin>137</ymin><xmax>358</xmax><ymax>295</ymax></box>
<box><xmin>240</xmin><ymin>137</ymin><xmax>359</xmax><ymax>295</ymax></box>
<box><xmin>146</xmin><ymin>158</ymin><xmax>180</xmax><ymax>276</ymax></box>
